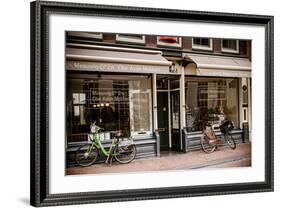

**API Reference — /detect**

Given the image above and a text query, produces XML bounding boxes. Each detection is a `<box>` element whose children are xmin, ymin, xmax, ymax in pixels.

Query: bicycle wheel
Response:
<box><xmin>201</xmin><ymin>135</ymin><xmax>216</xmax><ymax>153</ymax></box>
<box><xmin>114</xmin><ymin>144</ymin><xmax>136</xmax><ymax>164</ymax></box>
<box><xmin>76</xmin><ymin>144</ymin><xmax>99</xmax><ymax>167</ymax></box>
<box><xmin>225</xmin><ymin>133</ymin><xmax>236</xmax><ymax>149</ymax></box>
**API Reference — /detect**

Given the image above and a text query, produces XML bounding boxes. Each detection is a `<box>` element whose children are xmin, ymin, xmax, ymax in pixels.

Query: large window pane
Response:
<box><xmin>193</xmin><ymin>38</ymin><xmax>211</xmax><ymax>47</ymax></box>
<box><xmin>185</xmin><ymin>77</ymin><xmax>239</xmax><ymax>132</ymax></box>
<box><xmin>129</xmin><ymin>81</ymin><xmax>151</xmax><ymax>134</ymax></box>
<box><xmin>222</xmin><ymin>39</ymin><xmax>238</xmax><ymax>51</ymax></box>
<box><xmin>66</xmin><ymin>75</ymin><xmax>152</xmax><ymax>140</ymax></box>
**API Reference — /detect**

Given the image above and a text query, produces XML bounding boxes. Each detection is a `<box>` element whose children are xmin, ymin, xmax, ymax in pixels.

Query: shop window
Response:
<box><xmin>157</xmin><ymin>36</ymin><xmax>182</xmax><ymax>47</ymax></box>
<box><xmin>222</xmin><ymin>39</ymin><xmax>239</xmax><ymax>53</ymax></box>
<box><xmin>192</xmin><ymin>38</ymin><xmax>213</xmax><ymax>51</ymax></box>
<box><xmin>185</xmin><ymin>77</ymin><xmax>239</xmax><ymax>132</ymax></box>
<box><xmin>116</xmin><ymin>34</ymin><xmax>145</xmax><ymax>44</ymax></box>
<box><xmin>66</xmin><ymin>75</ymin><xmax>152</xmax><ymax>139</ymax></box>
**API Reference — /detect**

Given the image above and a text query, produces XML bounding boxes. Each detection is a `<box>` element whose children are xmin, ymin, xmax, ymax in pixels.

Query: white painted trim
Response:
<box><xmin>239</xmin><ymin>78</ymin><xmax>243</xmax><ymax>129</ymax></box>
<box><xmin>168</xmin><ymin>80</ymin><xmax>172</xmax><ymax>148</ymax></box>
<box><xmin>221</xmin><ymin>39</ymin><xmax>239</xmax><ymax>54</ymax></box>
<box><xmin>180</xmin><ymin>66</ymin><xmax>186</xmax><ymax>129</ymax></box>
<box><xmin>66</xmin><ymin>54</ymin><xmax>172</xmax><ymax>66</ymax></box>
<box><xmin>198</xmin><ymin>64</ymin><xmax>251</xmax><ymax>71</ymax></box>
<box><xmin>67</xmin><ymin>31</ymin><xmax>103</xmax><ymax>39</ymax></box>
<box><xmin>153</xmin><ymin>74</ymin><xmax>158</xmax><ymax>131</ymax></box>
<box><xmin>179</xmin><ymin>66</ymin><xmax>185</xmax><ymax>151</ymax></box>
<box><xmin>157</xmin><ymin>37</ymin><xmax>182</xmax><ymax>47</ymax></box>
<box><xmin>157</xmin><ymin>89</ymin><xmax>169</xmax><ymax>92</ymax></box>
<box><xmin>67</xmin><ymin>43</ymin><xmax>162</xmax><ymax>54</ymax></box>
<box><xmin>170</xmin><ymin>88</ymin><xmax>180</xmax><ymax>91</ymax></box>
<box><xmin>192</xmin><ymin>38</ymin><xmax>213</xmax><ymax>51</ymax></box>
<box><xmin>248</xmin><ymin>78</ymin><xmax>252</xmax><ymax>141</ymax></box>
<box><xmin>116</xmin><ymin>34</ymin><xmax>145</xmax><ymax>44</ymax></box>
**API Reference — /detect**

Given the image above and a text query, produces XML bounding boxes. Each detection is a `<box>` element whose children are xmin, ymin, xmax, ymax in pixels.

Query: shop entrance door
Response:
<box><xmin>157</xmin><ymin>92</ymin><xmax>169</xmax><ymax>150</ymax></box>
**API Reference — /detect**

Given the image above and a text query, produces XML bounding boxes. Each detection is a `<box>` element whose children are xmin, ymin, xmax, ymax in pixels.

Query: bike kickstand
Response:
<box><xmin>105</xmin><ymin>157</ymin><xmax>109</xmax><ymax>165</ymax></box>
<box><xmin>105</xmin><ymin>155</ymin><xmax>113</xmax><ymax>167</ymax></box>
<box><xmin>109</xmin><ymin>155</ymin><xmax>113</xmax><ymax>166</ymax></box>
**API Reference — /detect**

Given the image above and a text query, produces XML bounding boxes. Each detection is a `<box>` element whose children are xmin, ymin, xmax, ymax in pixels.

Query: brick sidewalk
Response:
<box><xmin>67</xmin><ymin>143</ymin><xmax>251</xmax><ymax>175</ymax></box>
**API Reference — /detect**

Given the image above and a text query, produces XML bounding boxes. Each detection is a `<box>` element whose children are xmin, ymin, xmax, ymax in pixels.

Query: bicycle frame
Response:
<box><xmin>88</xmin><ymin>132</ymin><xmax>119</xmax><ymax>157</ymax></box>
<box><xmin>203</xmin><ymin>130</ymin><xmax>228</xmax><ymax>147</ymax></box>
<box><xmin>201</xmin><ymin>122</ymin><xmax>236</xmax><ymax>153</ymax></box>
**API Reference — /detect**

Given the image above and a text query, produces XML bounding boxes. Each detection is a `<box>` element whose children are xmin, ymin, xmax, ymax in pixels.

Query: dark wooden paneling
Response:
<box><xmin>158</xmin><ymin>92</ymin><xmax>169</xmax><ymax>150</ymax></box>
<box><xmin>172</xmin><ymin>130</ymin><xmax>181</xmax><ymax>151</ymax></box>
<box><xmin>183</xmin><ymin>130</ymin><xmax>245</xmax><ymax>152</ymax></box>
<box><xmin>66</xmin><ymin>136</ymin><xmax>157</xmax><ymax>167</ymax></box>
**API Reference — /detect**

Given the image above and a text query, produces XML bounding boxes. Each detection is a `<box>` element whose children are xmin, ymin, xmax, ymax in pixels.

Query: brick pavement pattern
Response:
<box><xmin>67</xmin><ymin>143</ymin><xmax>251</xmax><ymax>175</ymax></box>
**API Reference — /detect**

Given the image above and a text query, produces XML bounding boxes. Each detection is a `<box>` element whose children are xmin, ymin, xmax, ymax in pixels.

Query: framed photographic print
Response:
<box><xmin>30</xmin><ymin>0</ymin><xmax>274</xmax><ymax>207</ymax></box>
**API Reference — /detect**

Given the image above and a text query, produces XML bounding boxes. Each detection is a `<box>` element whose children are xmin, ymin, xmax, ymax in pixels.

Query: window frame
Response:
<box><xmin>221</xmin><ymin>39</ymin><xmax>239</xmax><ymax>54</ymax></box>
<box><xmin>192</xmin><ymin>38</ymin><xmax>213</xmax><ymax>51</ymax></box>
<box><xmin>116</xmin><ymin>34</ymin><xmax>146</xmax><ymax>44</ymax></box>
<box><xmin>67</xmin><ymin>31</ymin><xmax>103</xmax><ymax>40</ymax></box>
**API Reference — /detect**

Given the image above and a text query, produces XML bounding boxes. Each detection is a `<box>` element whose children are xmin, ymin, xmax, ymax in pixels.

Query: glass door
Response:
<box><xmin>170</xmin><ymin>79</ymin><xmax>181</xmax><ymax>151</ymax></box>
<box><xmin>170</xmin><ymin>90</ymin><xmax>180</xmax><ymax>151</ymax></box>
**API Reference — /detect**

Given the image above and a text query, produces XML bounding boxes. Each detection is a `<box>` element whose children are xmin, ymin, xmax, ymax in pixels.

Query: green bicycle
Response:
<box><xmin>75</xmin><ymin>122</ymin><xmax>137</xmax><ymax>167</ymax></box>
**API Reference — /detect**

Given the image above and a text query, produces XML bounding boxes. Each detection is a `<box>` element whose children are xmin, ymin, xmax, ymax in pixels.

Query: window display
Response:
<box><xmin>66</xmin><ymin>74</ymin><xmax>152</xmax><ymax>140</ymax></box>
<box><xmin>185</xmin><ymin>77</ymin><xmax>239</xmax><ymax>132</ymax></box>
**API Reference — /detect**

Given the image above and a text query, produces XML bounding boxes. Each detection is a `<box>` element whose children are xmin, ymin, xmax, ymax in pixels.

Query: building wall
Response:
<box><xmin>66</xmin><ymin>32</ymin><xmax>252</xmax><ymax>157</ymax></box>
<box><xmin>67</xmin><ymin>32</ymin><xmax>251</xmax><ymax>59</ymax></box>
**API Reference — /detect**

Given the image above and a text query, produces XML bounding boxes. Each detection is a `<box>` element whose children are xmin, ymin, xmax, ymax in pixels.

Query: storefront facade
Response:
<box><xmin>65</xmin><ymin>33</ymin><xmax>252</xmax><ymax>166</ymax></box>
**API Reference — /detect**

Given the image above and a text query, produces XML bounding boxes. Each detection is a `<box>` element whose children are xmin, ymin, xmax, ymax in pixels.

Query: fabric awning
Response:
<box><xmin>66</xmin><ymin>44</ymin><xmax>176</xmax><ymax>74</ymax></box>
<box><xmin>183</xmin><ymin>53</ymin><xmax>251</xmax><ymax>77</ymax></box>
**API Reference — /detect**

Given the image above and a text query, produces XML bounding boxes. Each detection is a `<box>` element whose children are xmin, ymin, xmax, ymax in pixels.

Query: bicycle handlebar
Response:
<box><xmin>90</xmin><ymin>122</ymin><xmax>104</xmax><ymax>133</ymax></box>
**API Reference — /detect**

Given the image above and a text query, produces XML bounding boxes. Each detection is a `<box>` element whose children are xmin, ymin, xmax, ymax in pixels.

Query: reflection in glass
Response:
<box><xmin>185</xmin><ymin>77</ymin><xmax>238</xmax><ymax>132</ymax></box>
<box><xmin>66</xmin><ymin>75</ymin><xmax>152</xmax><ymax>139</ymax></box>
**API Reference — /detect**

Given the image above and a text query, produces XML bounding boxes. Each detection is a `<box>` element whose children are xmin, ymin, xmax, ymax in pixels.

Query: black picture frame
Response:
<box><xmin>30</xmin><ymin>0</ymin><xmax>274</xmax><ymax>207</ymax></box>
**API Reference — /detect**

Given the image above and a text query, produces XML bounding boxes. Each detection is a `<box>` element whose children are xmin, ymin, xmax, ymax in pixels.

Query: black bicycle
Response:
<box><xmin>201</xmin><ymin>119</ymin><xmax>236</xmax><ymax>153</ymax></box>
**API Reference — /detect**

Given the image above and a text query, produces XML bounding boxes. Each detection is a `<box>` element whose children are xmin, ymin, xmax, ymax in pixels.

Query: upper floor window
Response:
<box><xmin>192</xmin><ymin>38</ymin><xmax>213</xmax><ymax>51</ymax></box>
<box><xmin>157</xmin><ymin>36</ymin><xmax>182</xmax><ymax>47</ymax></box>
<box><xmin>67</xmin><ymin>32</ymin><xmax>103</xmax><ymax>40</ymax></box>
<box><xmin>221</xmin><ymin>39</ymin><xmax>239</xmax><ymax>53</ymax></box>
<box><xmin>116</xmin><ymin>34</ymin><xmax>145</xmax><ymax>44</ymax></box>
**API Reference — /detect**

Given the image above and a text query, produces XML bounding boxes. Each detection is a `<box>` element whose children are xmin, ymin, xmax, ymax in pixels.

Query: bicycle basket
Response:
<box><xmin>219</xmin><ymin>120</ymin><xmax>234</xmax><ymax>134</ymax></box>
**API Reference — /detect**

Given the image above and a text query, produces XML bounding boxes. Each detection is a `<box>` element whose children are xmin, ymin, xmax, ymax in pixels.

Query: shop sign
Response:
<box><xmin>90</xmin><ymin>88</ymin><xmax>129</xmax><ymax>104</ymax></box>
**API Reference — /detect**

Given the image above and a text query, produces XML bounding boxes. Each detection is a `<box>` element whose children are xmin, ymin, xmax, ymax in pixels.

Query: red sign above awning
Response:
<box><xmin>159</xmin><ymin>36</ymin><xmax>177</xmax><ymax>43</ymax></box>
